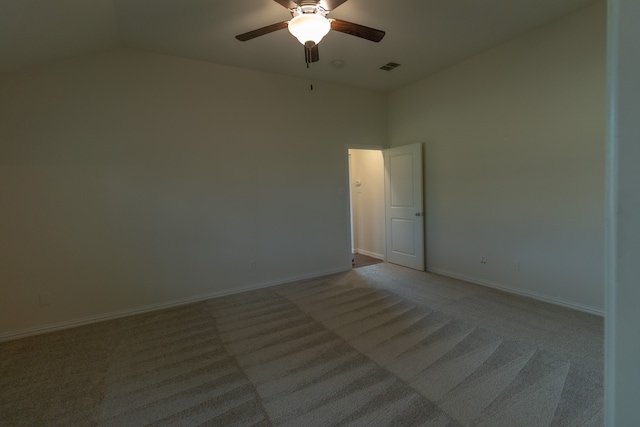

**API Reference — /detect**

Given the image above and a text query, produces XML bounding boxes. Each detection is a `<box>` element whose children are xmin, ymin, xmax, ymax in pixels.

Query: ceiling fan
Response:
<box><xmin>235</xmin><ymin>0</ymin><xmax>385</xmax><ymax>66</ymax></box>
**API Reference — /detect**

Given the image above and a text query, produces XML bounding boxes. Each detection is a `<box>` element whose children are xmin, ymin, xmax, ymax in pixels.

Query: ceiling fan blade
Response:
<box><xmin>272</xmin><ymin>0</ymin><xmax>298</xmax><ymax>9</ymax></box>
<box><xmin>304</xmin><ymin>44</ymin><xmax>320</xmax><ymax>63</ymax></box>
<box><xmin>320</xmin><ymin>0</ymin><xmax>349</xmax><ymax>11</ymax></box>
<box><xmin>235</xmin><ymin>21</ymin><xmax>289</xmax><ymax>41</ymax></box>
<box><xmin>330</xmin><ymin>19</ymin><xmax>385</xmax><ymax>42</ymax></box>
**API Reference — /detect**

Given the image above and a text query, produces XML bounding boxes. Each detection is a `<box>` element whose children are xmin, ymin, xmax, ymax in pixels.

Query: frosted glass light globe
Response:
<box><xmin>288</xmin><ymin>14</ymin><xmax>330</xmax><ymax>46</ymax></box>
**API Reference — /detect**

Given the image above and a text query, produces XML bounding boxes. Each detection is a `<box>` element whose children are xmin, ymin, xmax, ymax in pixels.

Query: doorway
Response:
<box><xmin>348</xmin><ymin>148</ymin><xmax>385</xmax><ymax>267</ymax></box>
<box><xmin>347</xmin><ymin>143</ymin><xmax>425</xmax><ymax>271</ymax></box>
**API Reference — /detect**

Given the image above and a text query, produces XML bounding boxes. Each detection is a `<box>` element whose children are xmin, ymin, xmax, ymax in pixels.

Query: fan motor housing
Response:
<box><xmin>293</xmin><ymin>1</ymin><xmax>328</xmax><ymax>17</ymax></box>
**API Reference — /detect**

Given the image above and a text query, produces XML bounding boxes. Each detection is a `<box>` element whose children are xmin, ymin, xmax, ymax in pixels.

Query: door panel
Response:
<box><xmin>384</xmin><ymin>143</ymin><xmax>424</xmax><ymax>270</ymax></box>
<box><xmin>389</xmin><ymin>154</ymin><xmax>414</xmax><ymax>207</ymax></box>
<box><xmin>390</xmin><ymin>219</ymin><xmax>416</xmax><ymax>254</ymax></box>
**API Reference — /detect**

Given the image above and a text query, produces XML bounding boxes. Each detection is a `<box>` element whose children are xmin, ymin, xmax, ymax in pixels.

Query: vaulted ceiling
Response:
<box><xmin>0</xmin><ymin>0</ymin><xmax>599</xmax><ymax>91</ymax></box>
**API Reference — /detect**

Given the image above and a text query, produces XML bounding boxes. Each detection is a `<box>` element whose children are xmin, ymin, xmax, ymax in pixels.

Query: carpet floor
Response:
<box><xmin>0</xmin><ymin>263</ymin><xmax>603</xmax><ymax>426</ymax></box>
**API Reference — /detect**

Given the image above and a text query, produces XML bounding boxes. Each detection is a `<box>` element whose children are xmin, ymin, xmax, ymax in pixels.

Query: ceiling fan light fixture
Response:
<box><xmin>288</xmin><ymin>13</ymin><xmax>330</xmax><ymax>47</ymax></box>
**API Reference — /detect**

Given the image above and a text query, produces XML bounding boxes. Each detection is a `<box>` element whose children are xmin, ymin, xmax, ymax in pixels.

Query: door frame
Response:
<box><xmin>344</xmin><ymin>144</ymin><xmax>386</xmax><ymax>267</ymax></box>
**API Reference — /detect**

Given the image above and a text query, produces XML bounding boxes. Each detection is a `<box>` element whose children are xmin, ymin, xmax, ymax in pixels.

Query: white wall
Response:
<box><xmin>349</xmin><ymin>149</ymin><xmax>384</xmax><ymax>259</ymax></box>
<box><xmin>0</xmin><ymin>48</ymin><xmax>387</xmax><ymax>338</ymax></box>
<box><xmin>605</xmin><ymin>0</ymin><xmax>640</xmax><ymax>424</ymax></box>
<box><xmin>387</xmin><ymin>2</ymin><xmax>606</xmax><ymax>312</ymax></box>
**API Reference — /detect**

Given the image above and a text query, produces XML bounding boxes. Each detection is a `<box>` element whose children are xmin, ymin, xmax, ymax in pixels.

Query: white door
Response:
<box><xmin>384</xmin><ymin>143</ymin><xmax>424</xmax><ymax>270</ymax></box>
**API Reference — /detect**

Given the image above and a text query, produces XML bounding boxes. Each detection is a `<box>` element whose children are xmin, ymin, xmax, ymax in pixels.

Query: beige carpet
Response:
<box><xmin>0</xmin><ymin>263</ymin><xmax>603</xmax><ymax>426</ymax></box>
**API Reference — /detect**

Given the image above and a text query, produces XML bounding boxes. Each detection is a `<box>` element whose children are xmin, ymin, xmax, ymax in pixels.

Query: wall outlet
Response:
<box><xmin>249</xmin><ymin>261</ymin><xmax>256</xmax><ymax>271</ymax></box>
<box><xmin>481</xmin><ymin>256</ymin><xmax>487</xmax><ymax>264</ymax></box>
<box><xmin>39</xmin><ymin>292</ymin><xmax>51</xmax><ymax>307</ymax></box>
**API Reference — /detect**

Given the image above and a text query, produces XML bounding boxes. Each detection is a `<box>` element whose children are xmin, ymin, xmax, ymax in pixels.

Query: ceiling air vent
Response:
<box><xmin>380</xmin><ymin>62</ymin><xmax>401</xmax><ymax>71</ymax></box>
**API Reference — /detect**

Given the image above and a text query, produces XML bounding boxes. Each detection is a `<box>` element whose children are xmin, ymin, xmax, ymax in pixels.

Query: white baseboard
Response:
<box><xmin>427</xmin><ymin>266</ymin><xmax>604</xmax><ymax>317</ymax></box>
<box><xmin>354</xmin><ymin>249</ymin><xmax>385</xmax><ymax>260</ymax></box>
<box><xmin>0</xmin><ymin>266</ymin><xmax>350</xmax><ymax>343</ymax></box>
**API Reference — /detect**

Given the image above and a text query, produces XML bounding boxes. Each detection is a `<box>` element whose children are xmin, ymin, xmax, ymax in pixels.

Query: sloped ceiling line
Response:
<box><xmin>0</xmin><ymin>0</ymin><xmax>600</xmax><ymax>91</ymax></box>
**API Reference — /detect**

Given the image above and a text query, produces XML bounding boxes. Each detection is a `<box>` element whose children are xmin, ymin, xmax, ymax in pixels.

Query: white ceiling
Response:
<box><xmin>0</xmin><ymin>0</ymin><xmax>599</xmax><ymax>92</ymax></box>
